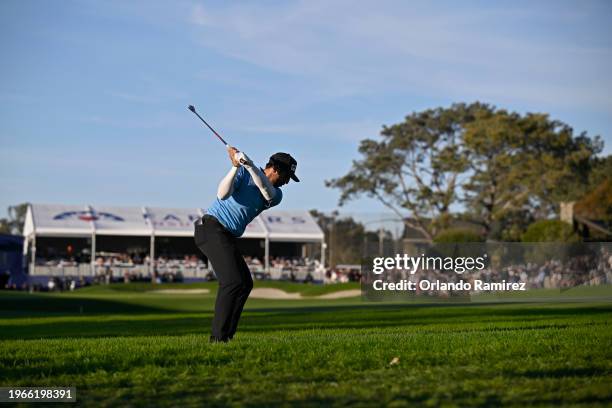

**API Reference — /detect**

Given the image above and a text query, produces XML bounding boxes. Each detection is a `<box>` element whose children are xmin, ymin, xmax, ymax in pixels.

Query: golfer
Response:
<box><xmin>194</xmin><ymin>147</ymin><xmax>299</xmax><ymax>342</ymax></box>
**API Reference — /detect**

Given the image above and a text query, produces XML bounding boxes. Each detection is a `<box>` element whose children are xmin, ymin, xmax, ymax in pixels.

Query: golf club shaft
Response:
<box><xmin>188</xmin><ymin>105</ymin><xmax>229</xmax><ymax>147</ymax></box>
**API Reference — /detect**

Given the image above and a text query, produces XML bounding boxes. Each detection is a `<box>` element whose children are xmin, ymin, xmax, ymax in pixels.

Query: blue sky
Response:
<box><xmin>1</xmin><ymin>0</ymin><xmax>611</xmax><ymax>221</ymax></box>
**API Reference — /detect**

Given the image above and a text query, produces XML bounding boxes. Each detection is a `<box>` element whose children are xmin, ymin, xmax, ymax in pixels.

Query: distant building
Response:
<box><xmin>561</xmin><ymin>179</ymin><xmax>612</xmax><ymax>241</ymax></box>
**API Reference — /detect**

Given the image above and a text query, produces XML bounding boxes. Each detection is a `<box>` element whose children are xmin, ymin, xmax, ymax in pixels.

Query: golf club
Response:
<box><xmin>188</xmin><ymin>105</ymin><xmax>230</xmax><ymax>147</ymax></box>
<box><xmin>188</xmin><ymin>104</ymin><xmax>248</xmax><ymax>165</ymax></box>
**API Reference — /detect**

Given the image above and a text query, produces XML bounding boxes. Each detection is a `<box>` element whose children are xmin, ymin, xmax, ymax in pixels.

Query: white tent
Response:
<box><xmin>23</xmin><ymin>204</ymin><xmax>325</xmax><ymax>274</ymax></box>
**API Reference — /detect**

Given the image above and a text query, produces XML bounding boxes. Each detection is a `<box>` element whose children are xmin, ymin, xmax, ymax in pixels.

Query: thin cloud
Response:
<box><xmin>106</xmin><ymin>91</ymin><xmax>160</xmax><ymax>104</ymax></box>
<box><xmin>226</xmin><ymin>119</ymin><xmax>383</xmax><ymax>142</ymax></box>
<box><xmin>188</xmin><ymin>1</ymin><xmax>612</xmax><ymax>112</ymax></box>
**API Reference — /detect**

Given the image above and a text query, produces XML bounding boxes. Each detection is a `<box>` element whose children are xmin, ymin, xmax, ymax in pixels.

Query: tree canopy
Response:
<box><xmin>326</xmin><ymin>103</ymin><xmax>604</xmax><ymax>241</ymax></box>
<box><xmin>0</xmin><ymin>203</ymin><xmax>29</xmax><ymax>235</ymax></box>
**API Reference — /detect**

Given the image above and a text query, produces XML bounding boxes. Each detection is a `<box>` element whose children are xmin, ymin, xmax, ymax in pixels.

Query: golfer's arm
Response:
<box><xmin>243</xmin><ymin>163</ymin><xmax>276</xmax><ymax>202</ymax></box>
<box><xmin>217</xmin><ymin>166</ymin><xmax>239</xmax><ymax>200</ymax></box>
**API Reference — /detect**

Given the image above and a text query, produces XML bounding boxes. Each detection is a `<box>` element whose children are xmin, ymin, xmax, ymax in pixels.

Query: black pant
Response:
<box><xmin>194</xmin><ymin>215</ymin><xmax>253</xmax><ymax>340</ymax></box>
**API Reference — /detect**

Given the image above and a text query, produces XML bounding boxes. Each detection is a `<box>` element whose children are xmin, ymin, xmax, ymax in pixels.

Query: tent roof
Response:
<box><xmin>24</xmin><ymin>204</ymin><xmax>324</xmax><ymax>242</ymax></box>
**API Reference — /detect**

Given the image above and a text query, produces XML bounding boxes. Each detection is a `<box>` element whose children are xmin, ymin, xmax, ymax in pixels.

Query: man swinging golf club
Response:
<box><xmin>194</xmin><ymin>146</ymin><xmax>299</xmax><ymax>343</ymax></box>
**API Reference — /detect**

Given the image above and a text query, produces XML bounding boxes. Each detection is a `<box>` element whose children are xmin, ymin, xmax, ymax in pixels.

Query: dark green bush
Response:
<box><xmin>521</xmin><ymin>219</ymin><xmax>580</xmax><ymax>242</ymax></box>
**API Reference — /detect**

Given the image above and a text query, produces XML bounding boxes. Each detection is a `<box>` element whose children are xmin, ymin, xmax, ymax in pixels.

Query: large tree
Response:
<box><xmin>562</xmin><ymin>153</ymin><xmax>612</xmax><ymax>200</ymax></box>
<box><xmin>462</xmin><ymin>112</ymin><xmax>602</xmax><ymax>238</ymax></box>
<box><xmin>327</xmin><ymin>103</ymin><xmax>603</xmax><ymax>241</ymax></box>
<box><xmin>326</xmin><ymin>103</ymin><xmax>492</xmax><ymax>241</ymax></box>
<box><xmin>518</xmin><ymin>114</ymin><xmax>602</xmax><ymax>211</ymax></box>
<box><xmin>461</xmin><ymin>109</ymin><xmax>524</xmax><ymax>237</ymax></box>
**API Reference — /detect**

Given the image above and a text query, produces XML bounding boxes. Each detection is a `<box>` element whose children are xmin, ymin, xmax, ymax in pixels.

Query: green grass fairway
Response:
<box><xmin>1</xmin><ymin>283</ymin><xmax>611</xmax><ymax>407</ymax></box>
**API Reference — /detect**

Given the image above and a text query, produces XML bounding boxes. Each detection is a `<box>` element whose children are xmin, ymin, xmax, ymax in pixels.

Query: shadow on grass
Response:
<box><xmin>2</xmin><ymin>291</ymin><xmax>610</xmax><ymax>318</ymax></box>
<box><xmin>518</xmin><ymin>367</ymin><xmax>610</xmax><ymax>378</ymax></box>
<box><xmin>1</xmin><ymin>295</ymin><xmax>610</xmax><ymax>340</ymax></box>
<box><xmin>0</xmin><ymin>292</ymin><xmax>173</xmax><ymax>317</ymax></box>
<box><xmin>237</xmin><ymin>307</ymin><xmax>611</xmax><ymax>335</ymax></box>
<box><xmin>239</xmin><ymin>303</ymin><xmax>612</xmax><ymax>330</ymax></box>
<box><xmin>0</xmin><ymin>316</ymin><xmax>211</xmax><ymax>340</ymax></box>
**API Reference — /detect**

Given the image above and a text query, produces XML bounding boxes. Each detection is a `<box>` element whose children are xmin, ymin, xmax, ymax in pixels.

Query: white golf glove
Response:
<box><xmin>234</xmin><ymin>151</ymin><xmax>253</xmax><ymax>166</ymax></box>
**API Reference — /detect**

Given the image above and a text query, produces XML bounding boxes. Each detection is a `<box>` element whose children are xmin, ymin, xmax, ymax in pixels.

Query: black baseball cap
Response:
<box><xmin>270</xmin><ymin>152</ymin><xmax>300</xmax><ymax>182</ymax></box>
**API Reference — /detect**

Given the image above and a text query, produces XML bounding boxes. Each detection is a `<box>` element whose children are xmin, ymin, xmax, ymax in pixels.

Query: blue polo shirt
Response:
<box><xmin>206</xmin><ymin>166</ymin><xmax>282</xmax><ymax>237</ymax></box>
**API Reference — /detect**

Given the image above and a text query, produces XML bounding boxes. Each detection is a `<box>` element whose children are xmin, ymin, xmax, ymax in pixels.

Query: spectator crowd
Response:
<box><xmin>5</xmin><ymin>246</ymin><xmax>611</xmax><ymax>294</ymax></box>
<box><xmin>376</xmin><ymin>246</ymin><xmax>612</xmax><ymax>297</ymax></box>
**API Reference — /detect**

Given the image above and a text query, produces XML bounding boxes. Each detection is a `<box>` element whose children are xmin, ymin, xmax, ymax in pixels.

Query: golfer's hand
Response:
<box><xmin>228</xmin><ymin>146</ymin><xmax>241</xmax><ymax>167</ymax></box>
<box><xmin>235</xmin><ymin>151</ymin><xmax>253</xmax><ymax>167</ymax></box>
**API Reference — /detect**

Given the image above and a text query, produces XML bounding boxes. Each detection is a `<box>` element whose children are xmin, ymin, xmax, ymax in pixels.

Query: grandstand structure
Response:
<box><xmin>23</xmin><ymin>204</ymin><xmax>325</xmax><ymax>280</ymax></box>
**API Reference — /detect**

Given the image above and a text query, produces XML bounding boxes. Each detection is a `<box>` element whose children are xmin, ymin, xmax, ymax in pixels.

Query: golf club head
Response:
<box><xmin>188</xmin><ymin>105</ymin><xmax>196</xmax><ymax>113</ymax></box>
